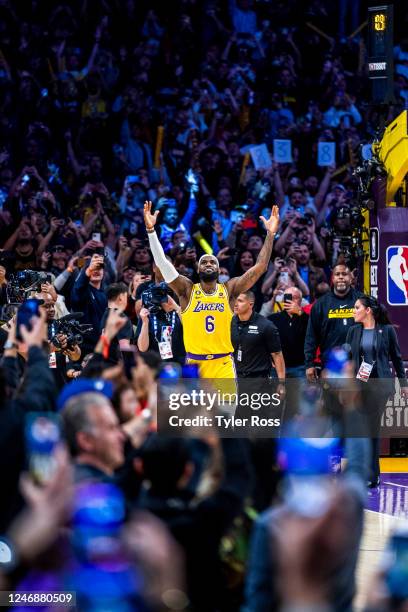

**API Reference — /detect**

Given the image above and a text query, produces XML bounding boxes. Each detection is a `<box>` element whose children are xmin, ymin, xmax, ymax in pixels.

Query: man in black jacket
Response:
<box><xmin>71</xmin><ymin>253</ymin><xmax>108</xmax><ymax>354</ymax></box>
<box><xmin>0</xmin><ymin>312</ymin><xmax>58</xmax><ymax>531</ymax></box>
<box><xmin>304</xmin><ymin>262</ymin><xmax>362</xmax><ymax>381</ymax></box>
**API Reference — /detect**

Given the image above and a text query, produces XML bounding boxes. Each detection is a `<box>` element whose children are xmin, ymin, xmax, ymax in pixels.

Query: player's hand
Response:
<box><xmin>143</xmin><ymin>201</ymin><xmax>159</xmax><ymax>230</ymax></box>
<box><xmin>260</xmin><ymin>205</ymin><xmax>279</xmax><ymax>235</ymax></box>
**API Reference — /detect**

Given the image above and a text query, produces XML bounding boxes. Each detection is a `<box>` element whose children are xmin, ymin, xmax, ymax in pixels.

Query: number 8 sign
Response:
<box><xmin>318</xmin><ymin>142</ymin><xmax>336</xmax><ymax>167</ymax></box>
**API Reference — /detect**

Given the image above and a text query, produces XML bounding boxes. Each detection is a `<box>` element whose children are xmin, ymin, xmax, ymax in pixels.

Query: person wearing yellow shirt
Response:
<box><xmin>143</xmin><ymin>200</ymin><xmax>279</xmax><ymax>378</ymax></box>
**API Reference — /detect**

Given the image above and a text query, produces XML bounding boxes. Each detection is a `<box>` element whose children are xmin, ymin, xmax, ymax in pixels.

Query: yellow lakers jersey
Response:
<box><xmin>181</xmin><ymin>283</ymin><xmax>234</xmax><ymax>356</ymax></box>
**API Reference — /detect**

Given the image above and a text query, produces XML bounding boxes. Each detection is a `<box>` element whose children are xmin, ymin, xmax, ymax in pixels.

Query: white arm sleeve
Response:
<box><xmin>147</xmin><ymin>230</ymin><xmax>179</xmax><ymax>283</ymax></box>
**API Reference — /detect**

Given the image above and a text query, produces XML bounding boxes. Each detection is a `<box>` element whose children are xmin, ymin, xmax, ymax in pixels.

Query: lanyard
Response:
<box><xmin>237</xmin><ymin>317</ymin><xmax>253</xmax><ymax>353</ymax></box>
<box><xmin>152</xmin><ymin>311</ymin><xmax>176</xmax><ymax>344</ymax></box>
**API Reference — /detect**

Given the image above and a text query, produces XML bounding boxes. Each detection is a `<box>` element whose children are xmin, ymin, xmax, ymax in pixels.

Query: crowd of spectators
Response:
<box><xmin>0</xmin><ymin>0</ymin><xmax>405</xmax><ymax>310</ymax></box>
<box><xmin>0</xmin><ymin>1</ymin><xmax>407</xmax><ymax>611</ymax></box>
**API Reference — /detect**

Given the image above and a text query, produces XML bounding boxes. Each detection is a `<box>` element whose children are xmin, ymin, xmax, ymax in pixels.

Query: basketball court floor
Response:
<box><xmin>355</xmin><ymin>458</ymin><xmax>408</xmax><ymax>609</ymax></box>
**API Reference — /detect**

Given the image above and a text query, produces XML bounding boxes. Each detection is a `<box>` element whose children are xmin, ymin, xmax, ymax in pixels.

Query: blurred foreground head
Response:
<box><xmin>139</xmin><ymin>436</ymin><xmax>193</xmax><ymax>496</ymax></box>
<box><xmin>61</xmin><ymin>392</ymin><xmax>125</xmax><ymax>476</ymax></box>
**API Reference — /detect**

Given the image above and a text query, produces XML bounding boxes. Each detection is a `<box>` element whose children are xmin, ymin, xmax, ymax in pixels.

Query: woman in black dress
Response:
<box><xmin>346</xmin><ymin>295</ymin><xmax>408</xmax><ymax>487</ymax></box>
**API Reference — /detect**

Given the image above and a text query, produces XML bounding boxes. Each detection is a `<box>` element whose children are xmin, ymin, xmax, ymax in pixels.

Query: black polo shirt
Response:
<box><xmin>268</xmin><ymin>311</ymin><xmax>309</xmax><ymax>368</ymax></box>
<box><xmin>231</xmin><ymin>312</ymin><xmax>281</xmax><ymax>376</ymax></box>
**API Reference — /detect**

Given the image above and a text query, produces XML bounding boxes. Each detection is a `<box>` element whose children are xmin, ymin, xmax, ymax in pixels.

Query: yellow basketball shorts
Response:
<box><xmin>186</xmin><ymin>354</ymin><xmax>236</xmax><ymax>379</ymax></box>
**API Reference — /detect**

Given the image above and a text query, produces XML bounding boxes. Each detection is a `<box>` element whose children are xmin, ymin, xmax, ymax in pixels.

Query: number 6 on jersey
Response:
<box><xmin>205</xmin><ymin>315</ymin><xmax>215</xmax><ymax>333</ymax></box>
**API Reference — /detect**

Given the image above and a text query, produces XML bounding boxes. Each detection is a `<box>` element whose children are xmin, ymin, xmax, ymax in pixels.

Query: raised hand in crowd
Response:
<box><xmin>102</xmin><ymin>307</ymin><xmax>127</xmax><ymax>341</ymax></box>
<box><xmin>40</xmin><ymin>281</ymin><xmax>57</xmax><ymax>302</ymax></box>
<box><xmin>8</xmin><ymin>447</ymin><xmax>73</xmax><ymax>566</ymax></box>
<box><xmin>85</xmin><ymin>253</ymin><xmax>104</xmax><ymax>278</ymax></box>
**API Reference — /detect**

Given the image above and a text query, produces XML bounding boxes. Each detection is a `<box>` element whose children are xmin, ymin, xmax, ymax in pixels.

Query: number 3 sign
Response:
<box><xmin>273</xmin><ymin>140</ymin><xmax>292</xmax><ymax>164</ymax></box>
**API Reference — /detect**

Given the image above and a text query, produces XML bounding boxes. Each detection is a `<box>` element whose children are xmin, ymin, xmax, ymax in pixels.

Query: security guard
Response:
<box><xmin>231</xmin><ymin>291</ymin><xmax>285</xmax><ymax>379</ymax></box>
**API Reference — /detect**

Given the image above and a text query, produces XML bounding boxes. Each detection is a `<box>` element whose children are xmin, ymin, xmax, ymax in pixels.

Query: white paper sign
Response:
<box><xmin>273</xmin><ymin>139</ymin><xmax>292</xmax><ymax>163</ymax></box>
<box><xmin>249</xmin><ymin>144</ymin><xmax>272</xmax><ymax>170</ymax></box>
<box><xmin>318</xmin><ymin>141</ymin><xmax>336</xmax><ymax>166</ymax></box>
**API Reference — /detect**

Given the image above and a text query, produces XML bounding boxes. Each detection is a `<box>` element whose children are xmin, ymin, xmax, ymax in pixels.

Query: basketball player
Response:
<box><xmin>143</xmin><ymin>200</ymin><xmax>279</xmax><ymax>378</ymax></box>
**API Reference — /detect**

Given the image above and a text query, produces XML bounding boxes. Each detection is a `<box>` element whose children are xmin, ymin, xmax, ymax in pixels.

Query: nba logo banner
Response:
<box><xmin>387</xmin><ymin>246</ymin><xmax>408</xmax><ymax>305</ymax></box>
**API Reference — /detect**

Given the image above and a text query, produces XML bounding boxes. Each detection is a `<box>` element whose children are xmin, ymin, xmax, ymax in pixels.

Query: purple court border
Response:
<box><xmin>366</xmin><ymin>473</ymin><xmax>408</xmax><ymax>517</ymax></box>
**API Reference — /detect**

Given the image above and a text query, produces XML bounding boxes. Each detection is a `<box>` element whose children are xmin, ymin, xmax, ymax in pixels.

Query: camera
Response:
<box><xmin>81</xmin><ymin>187</ymin><xmax>106</xmax><ymax>205</ymax></box>
<box><xmin>177</xmin><ymin>241</ymin><xmax>187</xmax><ymax>254</ymax></box>
<box><xmin>297</xmin><ymin>214</ymin><xmax>314</xmax><ymax>227</ymax></box>
<box><xmin>20</xmin><ymin>172</ymin><xmax>41</xmax><ymax>192</ymax></box>
<box><xmin>7</xmin><ymin>270</ymin><xmax>53</xmax><ymax>304</ymax></box>
<box><xmin>335</xmin><ymin>206</ymin><xmax>365</xmax><ymax>227</ymax></box>
<box><xmin>141</xmin><ymin>282</ymin><xmax>169</xmax><ymax>313</ymax></box>
<box><xmin>177</xmin><ymin>241</ymin><xmax>193</xmax><ymax>255</ymax></box>
<box><xmin>48</xmin><ymin>313</ymin><xmax>93</xmax><ymax>351</ymax></box>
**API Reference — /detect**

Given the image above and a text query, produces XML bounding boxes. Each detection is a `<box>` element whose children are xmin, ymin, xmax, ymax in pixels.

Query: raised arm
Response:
<box><xmin>180</xmin><ymin>170</ymin><xmax>199</xmax><ymax>233</ymax></box>
<box><xmin>314</xmin><ymin>166</ymin><xmax>335</xmax><ymax>210</ymax></box>
<box><xmin>272</xmin><ymin>163</ymin><xmax>285</xmax><ymax>207</ymax></box>
<box><xmin>143</xmin><ymin>201</ymin><xmax>193</xmax><ymax>308</ymax></box>
<box><xmin>227</xmin><ymin>206</ymin><xmax>279</xmax><ymax>299</ymax></box>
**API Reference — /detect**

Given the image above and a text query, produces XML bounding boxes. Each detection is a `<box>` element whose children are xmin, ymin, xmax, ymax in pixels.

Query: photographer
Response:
<box><xmin>134</xmin><ymin>261</ymin><xmax>175</xmax><ymax>316</ymax></box>
<box><xmin>136</xmin><ymin>283</ymin><xmax>185</xmax><ymax>364</ymax></box>
<box><xmin>100</xmin><ymin>282</ymin><xmax>134</xmax><ymax>363</ymax></box>
<box><xmin>71</xmin><ymin>253</ymin><xmax>108</xmax><ymax>353</ymax></box>
<box><xmin>35</xmin><ymin>292</ymin><xmax>81</xmax><ymax>389</ymax></box>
